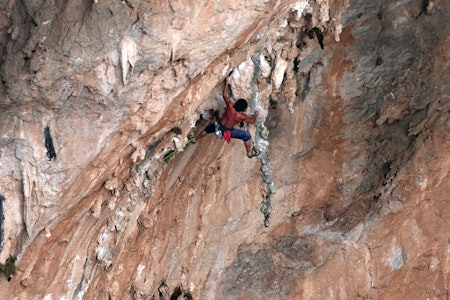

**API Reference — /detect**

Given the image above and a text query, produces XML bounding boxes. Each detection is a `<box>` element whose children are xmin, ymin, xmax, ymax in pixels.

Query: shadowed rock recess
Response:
<box><xmin>0</xmin><ymin>0</ymin><xmax>448</xmax><ymax>299</ymax></box>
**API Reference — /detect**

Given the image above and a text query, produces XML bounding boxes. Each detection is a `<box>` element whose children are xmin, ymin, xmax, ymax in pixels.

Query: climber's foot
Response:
<box><xmin>247</xmin><ymin>148</ymin><xmax>260</xmax><ymax>158</ymax></box>
<box><xmin>187</xmin><ymin>133</ymin><xmax>196</xmax><ymax>144</ymax></box>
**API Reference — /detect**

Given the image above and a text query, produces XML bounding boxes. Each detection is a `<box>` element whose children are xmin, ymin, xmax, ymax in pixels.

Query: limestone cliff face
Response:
<box><xmin>0</xmin><ymin>0</ymin><xmax>449</xmax><ymax>299</ymax></box>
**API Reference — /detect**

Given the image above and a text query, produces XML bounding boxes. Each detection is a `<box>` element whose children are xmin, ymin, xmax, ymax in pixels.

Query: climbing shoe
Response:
<box><xmin>187</xmin><ymin>133</ymin><xmax>196</xmax><ymax>144</ymax></box>
<box><xmin>247</xmin><ymin>148</ymin><xmax>260</xmax><ymax>158</ymax></box>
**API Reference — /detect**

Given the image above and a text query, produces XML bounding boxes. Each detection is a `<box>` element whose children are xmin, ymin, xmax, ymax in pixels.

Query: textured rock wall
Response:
<box><xmin>0</xmin><ymin>0</ymin><xmax>449</xmax><ymax>299</ymax></box>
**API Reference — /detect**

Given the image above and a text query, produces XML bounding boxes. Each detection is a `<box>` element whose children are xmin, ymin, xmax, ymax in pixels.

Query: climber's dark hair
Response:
<box><xmin>234</xmin><ymin>99</ymin><xmax>248</xmax><ymax>112</ymax></box>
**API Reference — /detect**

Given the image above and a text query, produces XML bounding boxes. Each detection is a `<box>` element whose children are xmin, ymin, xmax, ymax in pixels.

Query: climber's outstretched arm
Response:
<box><xmin>223</xmin><ymin>78</ymin><xmax>233</xmax><ymax>108</ymax></box>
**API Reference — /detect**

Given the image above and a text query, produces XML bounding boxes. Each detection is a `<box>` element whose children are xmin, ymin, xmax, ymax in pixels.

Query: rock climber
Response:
<box><xmin>194</xmin><ymin>77</ymin><xmax>260</xmax><ymax>158</ymax></box>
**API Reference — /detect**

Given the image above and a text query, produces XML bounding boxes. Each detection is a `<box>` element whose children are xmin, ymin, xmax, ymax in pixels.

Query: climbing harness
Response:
<box><xmin>214</xmin><ymin>121</ymin><xmax>233</xmax><ymax>143</ymax></box>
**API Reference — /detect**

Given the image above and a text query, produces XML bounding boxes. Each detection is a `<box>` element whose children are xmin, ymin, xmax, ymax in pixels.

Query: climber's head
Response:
<box><xmin>234</xmin><ymin>99</ymin><xmax>248</xmax><ymax>112</ymax></box>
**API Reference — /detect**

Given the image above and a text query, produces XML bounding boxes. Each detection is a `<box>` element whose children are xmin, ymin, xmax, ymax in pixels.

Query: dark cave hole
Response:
<box><xmin>44</xmin><ymin>126</ymin><xmax>57</xmax><ymax>161</ymax></box>
<box><xmin>381</xmin><ymin>160</ymin><xmax>392</xmax><ymax>184</ymax></box>
<box><xmin>304</xmin><ymin>13</ymin><xmax>312</xmax><ymax>23</ymax></box>
<box><xmin>170</xmin><ymin>126</ymin><xmax>182</xmax><ymax>135</ymax></box>
<box><xmin>419</xmin><ymin>0</ymin><xmax>429</xmax><ymax>15</ymax></box>
<box><xmin>373</xmin><ymin>192</ymin><xmax>381</xmax><ymax>202</ymax></box>
<box><xmin>170</xmin><ymin>286</ymin><xmax>193</xmax><ymax>300</ymax></box>
<box><xmin>158</xmin><ymin>281</ymin><xmax>168</xmax><ymax>298</ymax></box>
<box><xmin>269</xmin><ymin>98</ymin><xmax>278</xmax><ymax>110</ymax></box>
<box><xmin>301</xmin><ymin>70</ymin><xmax>311</xmax><ymax>102</ymax></box>
<box><xmin>406</xmin><ymin>56</ymin><xmax>415</xmax><ymax>66</ymax></box>
<box><xmin>293</xmin><ymin>56</ymin><xmax>300</xmax><ymax>72</ymax></box>
<box><xmin>295</xmin><ymin>37</ymin><xmax>306</xmax><ymax>49</ymax></box>
<box><xmin>316</xmin><ymin>32</ymin><xmax>324</xmax><ymax>49</ymax></box>
<box><xmin>308</xmin><ymin>27</ymin><xmax>324</xmax><ymax>49</ymax></box>
<box><xmin>146</xmin><ymin>137</ymin><xmax>163</xmax><ymax>158</ymax></box>
<box><xmin>322</xmin><ymin>202</ymin><xmax>335</xmax><ymax>222</ymax></box>
<box><xmin>376</xmin><ymin>57</ymin><xmax>383</xmax><ymax>66</ymax></box>
<box><xmin>170</xmin><ymin>287</ymin><xmax>182</xmax><ymax>300</ymax></box>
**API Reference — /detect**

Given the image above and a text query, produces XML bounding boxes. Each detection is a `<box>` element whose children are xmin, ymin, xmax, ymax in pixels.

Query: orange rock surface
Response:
<box><xmin>0</xmin><ymin>0</ymin><xmax>448</xmax><ymax>299</ymax></box>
